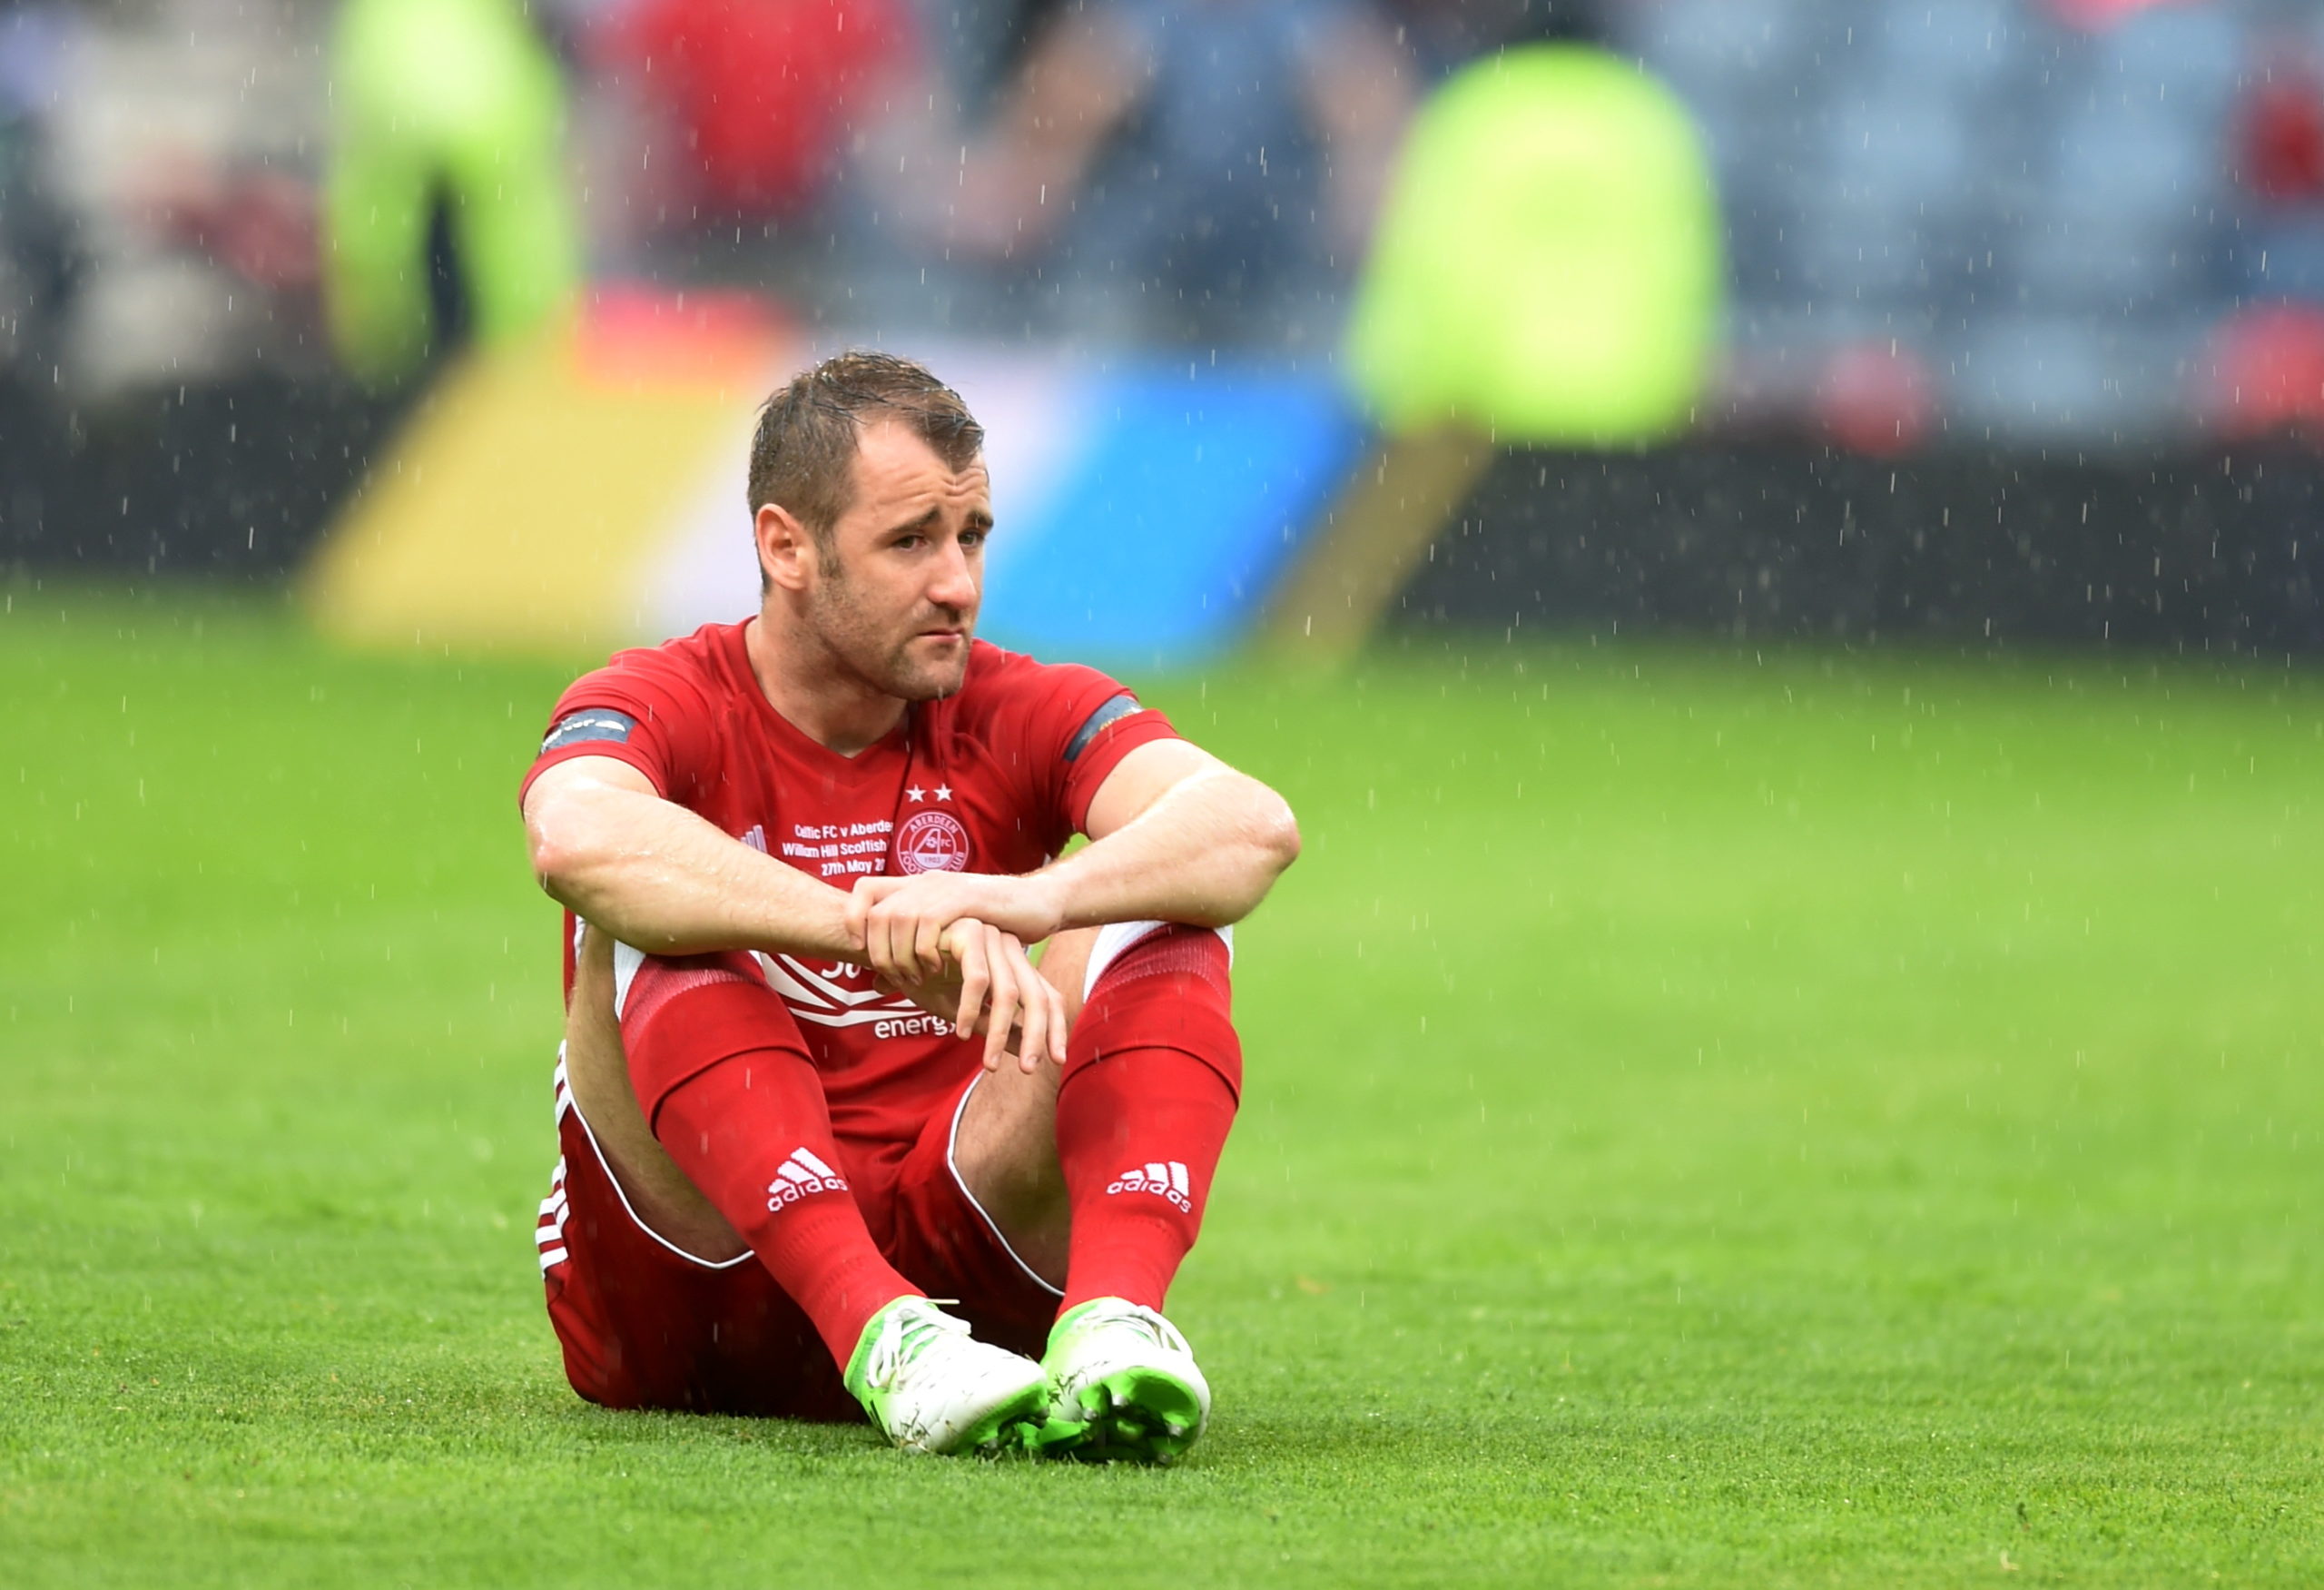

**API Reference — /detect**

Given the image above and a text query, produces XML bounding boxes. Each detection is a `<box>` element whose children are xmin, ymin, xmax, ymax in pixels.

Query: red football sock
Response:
<box><xmin>1054</xmin><ymin>927</ymin><xmax>1243</xmax><ymax>1314</ymax></box>
<box><xmin>623</xmin><ymin>952</ymin><xmax>917</xmax><ymax>1369</ymax></box>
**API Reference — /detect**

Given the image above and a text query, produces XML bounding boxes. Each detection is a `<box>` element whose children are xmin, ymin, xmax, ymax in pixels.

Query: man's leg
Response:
<box><xmin>943</xmin><ymin>929</ymin><xmax>1094</xmax><ymax>1289</ymax></box>
<box><xmin>1052</xmin><ymin>923</ymin><xmax>1241</xmax><ymax>1312</ymax></box>
<box><xmin>951</xmin><ymin>923</ymin><xmax>1240</xmax><ymax>1297</ymax></box>
<box><xmin>613</xmin><ymin>944</ymin><xmax>916</xmax><ymax>1368</ymax></box>
<box><xmin>952</xmin><ymin>922</ymin><xmax>1242</xmax><ymax>1461</ymax></box>
<box><xmin>594</xmin><ymin>937</ymin><xmax>1052</xmax><ymax>1451</ymax></box>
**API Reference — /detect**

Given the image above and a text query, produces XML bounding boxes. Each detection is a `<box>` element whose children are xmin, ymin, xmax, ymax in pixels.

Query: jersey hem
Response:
<box><xmin>556</xmin><ymin>1045</ymin><xmax>756</xmax><ymax>1273</ymax></box>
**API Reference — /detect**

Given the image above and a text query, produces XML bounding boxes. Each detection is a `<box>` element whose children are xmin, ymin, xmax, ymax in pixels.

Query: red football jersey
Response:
<box><xmin>520</xmin><ymin>621</ymin><xmax>1177</xmax><ymax>1160</ymax></box>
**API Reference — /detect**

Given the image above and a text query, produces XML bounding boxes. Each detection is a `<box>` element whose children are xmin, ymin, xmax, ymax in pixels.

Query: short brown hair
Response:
<box><xmin>746</xmin><ymin>351</ymin><xmax>985</xmax><ymax>558</ymax></box>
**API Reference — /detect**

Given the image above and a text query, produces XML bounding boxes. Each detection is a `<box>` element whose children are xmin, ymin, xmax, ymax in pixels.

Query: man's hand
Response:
<box><xmin>882</xmin><ymin>918</ymin><xmax>1067</xmax><ymax>1073</ymax></box>
<box><xmin>850</xmin><ymin>873</ymin><xmax>1065</xmax><ymax>983</ymax></box>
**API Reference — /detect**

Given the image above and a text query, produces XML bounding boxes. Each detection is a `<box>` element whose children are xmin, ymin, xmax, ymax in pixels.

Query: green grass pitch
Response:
<box><xmin>3</xmin><ymin>583</ymin><xmax>2319</xmax><ymax>1586</ymax></box>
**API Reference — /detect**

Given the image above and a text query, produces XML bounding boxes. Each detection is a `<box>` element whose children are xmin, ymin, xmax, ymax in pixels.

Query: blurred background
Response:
<box><xmin>2</xmin><ymin>0</ymin><xmax>2322</xmax><ymax>662</ymax></box>
<box><xmin>10</xmin><ymin>13</ymin><xmax>2324</xmax><ymax>1572</ymax></box>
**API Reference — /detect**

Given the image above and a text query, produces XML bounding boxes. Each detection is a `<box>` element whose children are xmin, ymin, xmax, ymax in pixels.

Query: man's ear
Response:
<box><xmin>756</xmin><ymin>503</ymin><xmax>816</xmax><ymax>594</ymax></box>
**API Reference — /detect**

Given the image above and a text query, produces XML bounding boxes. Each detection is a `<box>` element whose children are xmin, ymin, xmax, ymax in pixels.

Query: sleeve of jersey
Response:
<box><xmin>1039</xmin><ymin>666</ymin><xmax>1181</xmax><ymax>834</ymax></box>
<box><xmin>517</xmin><ymin>657</ymin><xmax>708</xmax><ymax>809</ymax></box>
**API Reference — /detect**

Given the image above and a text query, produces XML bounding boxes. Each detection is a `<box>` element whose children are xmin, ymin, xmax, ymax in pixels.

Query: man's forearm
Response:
<box><xmin>528</xmin><ymin>782</ymin><xmax>857</xmax><ymax>960</ymax></box>
<box><xmin>1042</xmin><ymin>769</ymin><xmax>1300</xmax><ymax>932</ymax></box>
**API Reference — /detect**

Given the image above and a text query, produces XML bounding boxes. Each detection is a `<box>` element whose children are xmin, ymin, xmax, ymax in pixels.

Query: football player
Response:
<box><xmin>521</xmin><ymin>352</ymin><xmax>1298</xmax><ymax>1461</ymax></box>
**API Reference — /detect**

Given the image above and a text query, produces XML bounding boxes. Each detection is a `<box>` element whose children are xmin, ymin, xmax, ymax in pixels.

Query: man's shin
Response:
<box><xmin>621</xmin><ymin>950</ymin><xmax>915</xmax><ymax>1368</ymax></box>
<box><xmin>1052</xmin><ymin>924</ymin><xmax>1242</xmax><ymax>1314</ymax></box>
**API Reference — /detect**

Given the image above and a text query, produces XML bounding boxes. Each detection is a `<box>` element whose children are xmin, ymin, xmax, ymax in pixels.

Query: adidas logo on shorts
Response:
<box><xmin>765</xmin><ymin>1147</ymin><xmax>849</xmax><ymax>1211</ymax></box>
<box><xmin>1106</xmin><ymin>1160</ymin><xmax>1193</xmax><ymax>1213</ymax></box>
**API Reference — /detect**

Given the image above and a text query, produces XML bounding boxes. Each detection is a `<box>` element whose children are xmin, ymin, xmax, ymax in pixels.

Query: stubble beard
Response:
<box><xmin>807</xmin><ymin>568</ymin><xmax>972</xmax><ymax>703</ymax></box>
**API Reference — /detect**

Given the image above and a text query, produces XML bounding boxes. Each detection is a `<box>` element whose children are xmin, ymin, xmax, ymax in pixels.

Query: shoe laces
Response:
<box><xmin>863</xmin><ymin>1299</ymin><xmax>967</xmax><ymax>1390</ymax></box>
<box><xmin>1088</xmin><ymin>1300</ymin><xmax>1188</xmax><ymax>1355</ymax></box>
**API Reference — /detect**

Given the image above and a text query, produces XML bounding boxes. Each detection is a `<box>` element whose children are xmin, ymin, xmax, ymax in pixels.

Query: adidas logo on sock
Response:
<box><xmin>1105</xmin><ymin>1160</ymin><xmax>1193</xmax><ymax>1213</ymax></box>
<box><xmin>764</xmin><ymin>1147</ymin><xmax>849</xmax><ymax>1211</ymax></box>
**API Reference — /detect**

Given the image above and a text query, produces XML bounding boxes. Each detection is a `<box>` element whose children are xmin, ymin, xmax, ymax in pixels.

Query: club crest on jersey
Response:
<box><xmin>895</xmin><ymin>809</ymin><xmax>970</xmax><ymax>874</ymax></box>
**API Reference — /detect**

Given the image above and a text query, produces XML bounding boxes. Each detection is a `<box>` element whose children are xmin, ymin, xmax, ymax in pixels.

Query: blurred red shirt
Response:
<box><xmin>2241</xmin><ymin>73</ymin><xmax>2324</xmax><ymax>204</ymax></box>
<box><xmin>606</xmin><ymin>0</ymin><xmax>915</xmax><ymax>219</ymax></box>
<box><xmin>2045</xmin><ymin>0</ymin><xmax>2187</xmax><ymax>30</ymax></box>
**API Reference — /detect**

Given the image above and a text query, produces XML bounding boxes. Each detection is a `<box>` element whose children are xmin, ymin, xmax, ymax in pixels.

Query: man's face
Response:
<box><xmin>803</xmin><ymin>420</ymin><xmax>990</xmax><ymax>701</ymax></box>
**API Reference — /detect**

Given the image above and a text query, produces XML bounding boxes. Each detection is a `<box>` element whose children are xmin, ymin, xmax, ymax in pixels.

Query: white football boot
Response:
<box><xmin>1036</xmin><ymin>1298</ymin><xmax>1212</xmax><ymax>1464</ymax></box>
<box><xmin>842</xmin><ymin>1296</ymin><xmax>1051</xmax><ymax>1455</ymax></box>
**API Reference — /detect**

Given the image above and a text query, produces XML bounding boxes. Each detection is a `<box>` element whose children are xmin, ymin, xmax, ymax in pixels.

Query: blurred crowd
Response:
<box><xmin>1629</xmin><ymin>0</ymin><xmax>2324</xmax><ymax>448</ymax></box>
<box><xmin>5</xmin><ymin>0</ymin><xmax>2324</xmax><ymax>449</ymax></box>
<box><xmin>0</xmin><ymin>0</ymin><xmax>1582</xmax><ymax>404</ymax></box>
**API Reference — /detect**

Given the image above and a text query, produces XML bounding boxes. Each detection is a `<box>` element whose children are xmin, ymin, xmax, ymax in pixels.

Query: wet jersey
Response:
<box><xmin>519</xmin><ymin>620</ymin><xmax>1177</xmax><ymax>1160</ymax></box>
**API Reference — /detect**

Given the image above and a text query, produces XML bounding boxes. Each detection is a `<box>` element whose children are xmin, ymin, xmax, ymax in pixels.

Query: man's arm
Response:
<box><xmin>850</xmin><ymin>739</ymin><xmax>1300</xmax><ymax>982</ymax></box>
<box><xmin>1044</xmin><ymin>738</ymin><xmax>1302</xmax><ymax>931</ymax></box>
<box><xmin>528</xmin><ymin>755</ymin><xmax>1068</xmax><ymax>1066</ymax></box>
<box><xmin>523</xmin><ymin>755</ymin><xmax>857</xmax><ymax>960</ymax></box>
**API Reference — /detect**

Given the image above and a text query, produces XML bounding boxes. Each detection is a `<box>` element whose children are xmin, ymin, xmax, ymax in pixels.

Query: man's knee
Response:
<box><xmin>954</xmin><ymin>1054</ymin><xmax>1064</xmax><ymax>1165</ymax></box>
<box><xmin>1072</xmin><ymin>923</ymin><xmax>1241</xmax><ymax>1097</ymax></box>
<box><xmin>1034</xmin><ymin>926</ymin><xmax>1103</xmax><ymax>1025</ymax></box>
<box><xmin>615</xmin><ymin>945</ymin><xmax>811</xmax><ymax>1131</ymax></box>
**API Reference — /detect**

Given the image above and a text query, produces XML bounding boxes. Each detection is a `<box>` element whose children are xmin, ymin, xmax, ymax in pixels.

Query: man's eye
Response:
<box><xmin>960</xmin><ymin>530</ymin><xmax>986</xmax><ymax>549</ymax></box>
<box><xmin>894</xmin><ymin>534</ymin><xmax>924</xmax><ymax>550</ymax></box>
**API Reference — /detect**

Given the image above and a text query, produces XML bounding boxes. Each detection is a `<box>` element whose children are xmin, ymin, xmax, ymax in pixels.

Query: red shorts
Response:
<box><xmin>534</xmin><ymin>1056</ymin><xmax>1061</xmax><ymax>1420</ymax></box>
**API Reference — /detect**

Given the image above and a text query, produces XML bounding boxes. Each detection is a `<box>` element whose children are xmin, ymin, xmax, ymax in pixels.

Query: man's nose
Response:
<box><xmin>928</xmin><ymin>539</ymin><xmax>979</xmax><ymax>611</ymax></box>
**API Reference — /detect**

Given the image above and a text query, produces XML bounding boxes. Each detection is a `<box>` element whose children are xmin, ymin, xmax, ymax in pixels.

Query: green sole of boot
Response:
<box><xmin>911</xmin><ymin>1379</ymin><xmax>1053</xmax><ymax>1457</ymax></box>
<box><xmin>1032</xmin><ymin>1368</ymin><xmax>1205</xmax><ymax>1464</ymax></box>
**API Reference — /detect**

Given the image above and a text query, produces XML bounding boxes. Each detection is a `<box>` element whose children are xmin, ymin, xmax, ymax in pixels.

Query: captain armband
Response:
<box><xmin>539</xmin><ymin>708</ymin><xmax>641</xmax><ymax>755</ymax></box>
<box><xmin>1063</xmin><ymin>694</ymin><xmax>1145</xmax><ymax>762</ymax></box>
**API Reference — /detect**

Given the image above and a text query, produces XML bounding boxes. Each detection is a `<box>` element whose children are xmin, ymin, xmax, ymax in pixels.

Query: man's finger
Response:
<box><xmin>859</xmin><ymin>903</ymin><xmax>891</xmax><ymax>983</ymax></box>
<box><xmin>1015</xmin><ymin>981</ymin><xmax>1048</xmax><ymax>1076</ymax></box>
<box><xmin>1014</xmin><ymin>939</ymin><xmax>1061</xmax><ymax>1074</ymax></box>
<box><xmin>1005</xmin><ymin>933</ymin><xmax>1067</xmax><ymax>1071</ymax></box>
<box><xmin>981</xmin><ymin>926</ymin><xmax>1021</xmax><ymax>1072</ymax></box>
<box><xmin>1039</xmin><ymin>970</ymin><xmax>1069</xmax><ymax>1071</ymax></box>
<box><xmin>953</xmin><ymin>923</ymin><xmax>990</xmax><ymax>1040</ymax></box>
<box><xmin>912</xmin><ymin>915</ymin><xmax>946</xmax><ymax>983</ymax></box>
<box><xmin>871</xmin><ymin>904</ymin><xmax>915</xmax><ymax>986</ymax></box>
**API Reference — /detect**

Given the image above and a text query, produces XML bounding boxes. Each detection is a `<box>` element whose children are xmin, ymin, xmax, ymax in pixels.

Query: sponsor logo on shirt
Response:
<box><xmin>895</xmin><ymin>809</ymin><xmax>970</xmax><ymax>874</ymax></box>
<box><xmin>758</xmin><ymin>952</ymin><xmax>927</xmax><ymax>1031</ymax></box>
